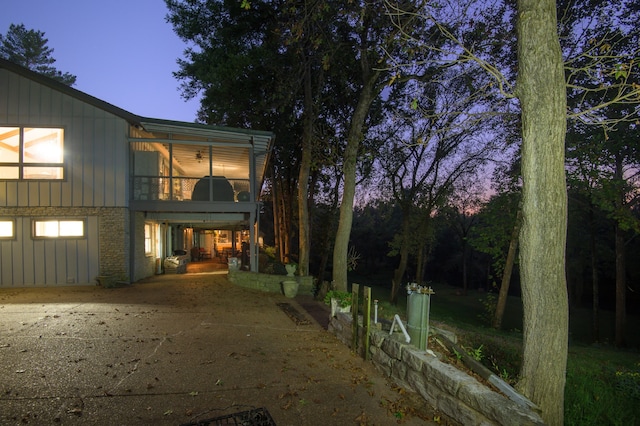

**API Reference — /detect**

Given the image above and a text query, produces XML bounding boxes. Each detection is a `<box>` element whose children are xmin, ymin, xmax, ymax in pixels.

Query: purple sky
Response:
<box><xmin>2</xmin><ymin>0</ymin><xmax>201</xmax><ymax>122</ymax></box>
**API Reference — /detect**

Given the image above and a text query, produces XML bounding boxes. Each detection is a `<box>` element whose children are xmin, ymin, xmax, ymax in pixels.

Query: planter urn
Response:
<box><xmin>285</xmin><ymin>263</ymin><xmax>297</xmax><ymax>277</ymax></box>
<box><xmin>282</xmin><ymin>280</ymin><xmax>299</xmax><ymax>298</ymax></box>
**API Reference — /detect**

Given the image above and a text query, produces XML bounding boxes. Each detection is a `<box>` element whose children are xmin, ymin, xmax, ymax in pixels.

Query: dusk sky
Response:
<box><xmin>2</xmin><ymin>0</ymin><xmax>201</xmax><ymax>122</ymax></box>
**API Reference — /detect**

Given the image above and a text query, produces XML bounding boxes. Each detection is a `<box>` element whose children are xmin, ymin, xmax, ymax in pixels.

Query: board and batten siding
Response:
<box><xmin>0</xmin><ymin>68</ymin><xmax>131</xmax><ymax>287</ymax></box>
<box><xmin>0</xmin><ymin>69</ymin><xmax>129</xmax><ymax>208</ymax></box>
<box><xmin>0</xmin><ymin>211</ymin><xmax>100</xmax><ymax>286</ymax></box>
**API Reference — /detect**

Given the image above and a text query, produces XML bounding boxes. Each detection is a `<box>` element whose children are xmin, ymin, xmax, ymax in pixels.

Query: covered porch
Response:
<box><xmin>128</xmin><ymin>118</ymin><xmax>274</xmax><ymax>277</ymax></box>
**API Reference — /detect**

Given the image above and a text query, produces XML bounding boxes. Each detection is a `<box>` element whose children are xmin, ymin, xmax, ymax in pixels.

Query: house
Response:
<box><xmin>0</xmin><ymin>58</ymin><xmax>274</xmax><ymax>287</ymax></box>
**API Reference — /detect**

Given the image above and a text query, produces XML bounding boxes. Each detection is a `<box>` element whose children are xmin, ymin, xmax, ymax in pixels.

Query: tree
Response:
<box><xmin>562</xmin><ymin>0</ymin><xmax>640</xmax><ymax>347</ymax></box>
<box><xmin>384</xmin><ymin>0</ymin><xmax>638</xmax><ymax>420</ymax></box>
<box><xmin>515</xmin><ymin>2</ymin><xmax>568</xmax><ymax>423</ymax></box>
<box><xmin>165</xmin><ymin>0</ymin><xmax>306</xmax><ymax>266</ymax></box>
<box><xmin>0</xmin><ymin>24</ymin><xmax>76</xmax><ymax>86</ymax></box>
<box><xmin>441</xmin><ymin>182</ymin><xmax>485</xmax><ymax>296</ymax></box>
<box><xmin>376</xmin><ymin>68</ymin><xmax>499</xmax><ymax>304</ymax></box>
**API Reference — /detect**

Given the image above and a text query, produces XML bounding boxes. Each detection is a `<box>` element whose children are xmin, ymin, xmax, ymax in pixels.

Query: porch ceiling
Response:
<box><xmin>137</xmin><ymin>119</ymin><xmax>273</xmax><ymax>185</ymax></box>
<box><xmin>146</xmin><ymin>212</ymin><xmax>247</xmax><ymax>230</ymax></box>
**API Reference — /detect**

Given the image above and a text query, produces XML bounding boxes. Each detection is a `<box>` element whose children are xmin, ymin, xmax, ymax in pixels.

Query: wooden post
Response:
<box><xmin>352</xmin><ymin>283</ymin><xmax>360</xmax><ymax>352</ymax></box>
<box><xmin>363</xmin><ymin>286</ymin><xmax>371</xmax><ymax>360</ymax></box>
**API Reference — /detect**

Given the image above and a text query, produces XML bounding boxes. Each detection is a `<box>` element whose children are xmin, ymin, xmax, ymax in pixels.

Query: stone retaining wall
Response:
<box><xmin>329</xmin><ymin>313</ymin><xmax>545</xmax><ymax>426</ymax></box>
<box><xmin>227</xmin><ymin>270</ymin><xmax>314</xmax><ymax>296</ymax></box>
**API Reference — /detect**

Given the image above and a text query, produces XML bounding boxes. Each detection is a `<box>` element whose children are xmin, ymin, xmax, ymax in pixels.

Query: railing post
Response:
<box><xmin>352</xmin><ymin>283</ymin><xmax>360</xmax><ymax>352</ymax></box>
<box><xmin>363</xmin><ymin>286</ymin><xmax>371</xmax><ymax>360</ymax></box>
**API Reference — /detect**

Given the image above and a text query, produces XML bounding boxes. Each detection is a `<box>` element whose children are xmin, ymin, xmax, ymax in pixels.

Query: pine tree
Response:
<box><xmin>0</xmin><ymin>23</ymin><xmax>76</xmax><ymax>86</ymax></box>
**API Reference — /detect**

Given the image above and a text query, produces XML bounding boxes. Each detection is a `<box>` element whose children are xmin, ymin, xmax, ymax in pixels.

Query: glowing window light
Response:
<box><xmin>0</xmin><ymin>220</ymin><xmax>14</xmax><ymax>238</ymax></box>
<box><xmin>34</xmin><ymin>220</ymin><xmax>84</xmax><ymax>238</ymax></box>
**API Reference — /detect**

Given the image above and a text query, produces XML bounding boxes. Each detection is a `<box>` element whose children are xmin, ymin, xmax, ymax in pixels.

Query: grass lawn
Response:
<box><xmin>347</xmin><ymin>271</ymin><xmax>640</xmax><ymax>425</ymax></box>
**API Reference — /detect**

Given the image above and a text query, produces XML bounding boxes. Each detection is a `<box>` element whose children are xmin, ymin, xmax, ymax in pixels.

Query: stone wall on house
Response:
<box><xmin>329</xmin><ymin>313</ymin><xmax>545</xmax><ymax>426</ymax></box>
<box><xmin>98</xmin><ymin>207</ymin><xmax>129</xmax><ymax>280</ymax></box>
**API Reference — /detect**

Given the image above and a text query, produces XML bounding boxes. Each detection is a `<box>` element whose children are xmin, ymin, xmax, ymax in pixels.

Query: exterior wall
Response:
<box><xmin>0</xmin><ymin>69</ymin><xmax>130</xmax><ymax>208</ymax></box>
<box><xmin>132</xmin><ymin>212</ymin><xmax>156</xmax><ymax>282</ymax></box>
<box><xmin>0</xmin><ymin>206</ymin><xmax>130</xmax><ymax>286</ymax></box>
<box><xmin>0</xmin><ymin>68</ymin><xmax>132</xmax><ymax>287</ymax></box>
<box><xmin>98</xmin><ymin>207</ymin><xmax>129</xmax><ymax>281</ymax></box>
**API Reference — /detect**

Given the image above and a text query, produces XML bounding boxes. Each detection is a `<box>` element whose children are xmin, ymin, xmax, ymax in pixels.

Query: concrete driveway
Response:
<box><xmin>0</xmin><ymin>273</ymin><xmax>441</xmax><ymax>425</ymax></box>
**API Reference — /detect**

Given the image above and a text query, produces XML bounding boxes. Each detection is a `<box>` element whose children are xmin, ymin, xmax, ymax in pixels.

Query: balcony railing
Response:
<box><xmin>132</xmin><ymin>176</ymin><xmax>251</xmax><ymax>202</ymax></box>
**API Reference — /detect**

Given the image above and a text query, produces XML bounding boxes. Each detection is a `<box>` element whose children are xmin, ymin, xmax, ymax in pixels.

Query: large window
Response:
<box><xmin>33</xmin><ymin>219</ymin><xmax>84</xmax><ymax>238</ymax></box>
<box><xmin>0</xmin><ymin>127</ymin><xmax>64</xmax><ymax>180</ymax></box>
<box><xmin>0</xmin><ymin>219</ymin><xmax>15</xmax><ymax>239</ymax></box>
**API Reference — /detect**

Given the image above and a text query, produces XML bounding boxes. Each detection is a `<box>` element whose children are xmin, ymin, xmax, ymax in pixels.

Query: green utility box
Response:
<box><xmin>406</xmin><ymin>290</ymin><xmax>432</xmax><ymax>350</ymax></box>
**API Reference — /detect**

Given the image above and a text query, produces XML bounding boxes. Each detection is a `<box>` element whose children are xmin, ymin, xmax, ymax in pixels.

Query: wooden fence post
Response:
<box><xmin>363</xmin><ymin>286</ymin><xmax>371</xmax><ymax>360</ymax></box>
<box><xmin>352</xmin><ymin>283</ymin><xmax>360</xmax><ymax>352</ymax></box>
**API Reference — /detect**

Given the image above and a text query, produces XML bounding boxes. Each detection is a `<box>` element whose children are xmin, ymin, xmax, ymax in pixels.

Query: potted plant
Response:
<box><xmin>324</xmin><ymin>290</ymin><xmax>352</xmax><ymax>316</ymax></box>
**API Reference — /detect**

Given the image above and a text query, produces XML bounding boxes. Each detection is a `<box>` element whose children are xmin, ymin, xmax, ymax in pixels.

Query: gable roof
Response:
<box><xmin>0</xmin><ymin>57</ymin><xmax>274</xmax><ymax>145</ymax></box>
<box><xmin>0</xmin><ymin>58</ymin><xmax>274</xmax><ymax>187</ymax></box>
<box><xmin>0</xmin><ymin>57</ymin><xmax>142</xmax><ymax>125</ymax></box>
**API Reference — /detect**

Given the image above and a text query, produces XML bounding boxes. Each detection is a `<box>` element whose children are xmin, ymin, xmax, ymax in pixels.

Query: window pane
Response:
<box><xmin>0</xmin><ymin>166</ymin><xmax>19</xmax><ymax>179</ymax></box>
<box><xmin>0</xmin><ymin>127</ymin><xmax>19</xmax><ymax>162</ymax></box>
<box><xmin>23</xmin><ymin>128</ymin><xmax>64</xmax><ymax>164</ymax></box>
<box><xmin>0</xmin><ymin>220</ymin><xmax>14</xmax><ymax>238</ymax></box>
<box><xmin>144</xmin><ymin>224</ymin><xmax>152</xmax><ymax>253</ymax></box>
<box><xmin>35</xmin><ymin>221</ymin><xmax>60</xmax><ymax>237</ymax></box>
<box><xmin>24</xmin><ymin>166</ymin><xmax>64</xmax><ymax>179</ymax></box>
<box><xmin>34</xmin><ymin>220</ymin><xmax>84</xmax><ymax>238</ymax></box>
<box><xmin>59</xmin><ymin>221</ymin><xmax>84</xmax><ymax>237</ymax></box>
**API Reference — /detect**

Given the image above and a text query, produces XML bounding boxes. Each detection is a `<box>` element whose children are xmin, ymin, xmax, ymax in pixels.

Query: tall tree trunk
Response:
<box><xmin>276</xmin><ymin>178</ymin><xmax>291</xmax><ymax>263</ymax></box>
<box><xmin>614</xmin><ymin>153</ymin><xmax>627</xmax><ymax>347</ymax></box>
<box><xmin>461</xmin><ymin>239</ymin><xmax>468</xmax><ymax>295</ymax></box>
<box><xmin>332</xmin><ymin>72</ymin><xmax>380</xmax><ymax>292</ymax></box>
<box><xmin>516</xmin><ymin>1</ymin><xmax>569</xmax><ymax>424</ymax></box>
<box><xmin>614</xmin><ymin>223</ymin><xmax>627</xmax><ymax>346</ymax></box>
<box><xmin>391</xmin><ymin>215</ymin><xmax>411</xmax><ymax>305</ymax></box>
<box><xmin>317</xmin><ymin>171</ymin><xmax>342</xmax><ymax>286</ymax></box>
<box><xmin>270</xmin><ymin>174</ymin><xmax>281</xmax><ymax>262</ymax></box>
<box><xmin>416</xmin><ymin>244</ymin><xmax>425</xmax><ymax>286</ymax></box>
<box><xmin>493</xmin><ymin>205</ymin><xmax>522</xmax><ymax>329</ymax></box>
<box><xmin>589</xmin><ymin>203</ymin><xmax>600</xmax><ymax>343</ymax></box>
<box><xmin>297</xmin><ymin>63</ymin><xmax>314</xmax><ymax>276</ymax></box>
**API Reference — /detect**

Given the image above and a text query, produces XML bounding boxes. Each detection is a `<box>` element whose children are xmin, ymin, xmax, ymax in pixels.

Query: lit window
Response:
<box><xmin>0</xmin><ymin>219</ymin><xmax>14</xmax><ymax>238</ymax></box>
<box><xmin>33</xmin><ymin>219</ymin><xmax>84</xmax><ymax>238</ymax></box>
<box><xmin>0</xmin><ymin>127</ymin><xmax>64</xmax><ymax>180</ymax></box>
<box><xmin>144</xmin><ymin>223</ymin><xmax>152</xmax><ymax>254</ymax></box>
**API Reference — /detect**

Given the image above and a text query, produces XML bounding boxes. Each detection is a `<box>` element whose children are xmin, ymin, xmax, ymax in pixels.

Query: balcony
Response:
<box><xmin>132</xmin><ymin>176</ymin><xmax>252</xmax><ymax>202</ymax></box>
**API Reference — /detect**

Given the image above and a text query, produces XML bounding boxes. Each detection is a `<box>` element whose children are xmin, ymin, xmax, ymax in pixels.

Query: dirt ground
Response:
<box><xmin>0</xmin><ymin>272</ymin><xmax>451</xmax><ymax>425</ymax></box>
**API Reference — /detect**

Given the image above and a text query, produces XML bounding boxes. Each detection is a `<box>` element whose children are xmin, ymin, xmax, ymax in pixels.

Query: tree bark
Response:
<box><xmin>614</xmin><ymin>222</ymin><xmax>627</xmax><ymax>346</ymax></box>
<box><xmin>332</xmin><ymin>72</ymin><xmax>380</xmax><ymax>292</ymax></box>
<box><xmin>614</xmin><ymin>153</ymin><xmax>627</xmax><ymax>347</ymax></box>
<box><xmin>493</xmin><ymin>205</ymin><xmax>522</xmax><ymax>329</ymax></box>
<box><xmin>589</xmin><ymin>204</ymin><xmax>600</xmax><ymax>343</ymax></box>
<box><xmin>516</xmin><ymin>0</ymin><xmax>569</xmax><ymax>424</ymax></box>
<box><xmin>297</xmin><ymin>63</ymin><xmax>314</xmax><ymax>277</ymax></box>
<box><xmin>391</xmin><ymin>214</ymin><xmax>411</xmax><ymax>305</ymax></box>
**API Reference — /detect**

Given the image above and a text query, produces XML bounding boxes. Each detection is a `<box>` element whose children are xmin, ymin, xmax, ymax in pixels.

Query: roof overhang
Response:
<box><xmin>146</xmin><ymin>212</ymin><xmax>248</xmax><ymax>230</ymax></box>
